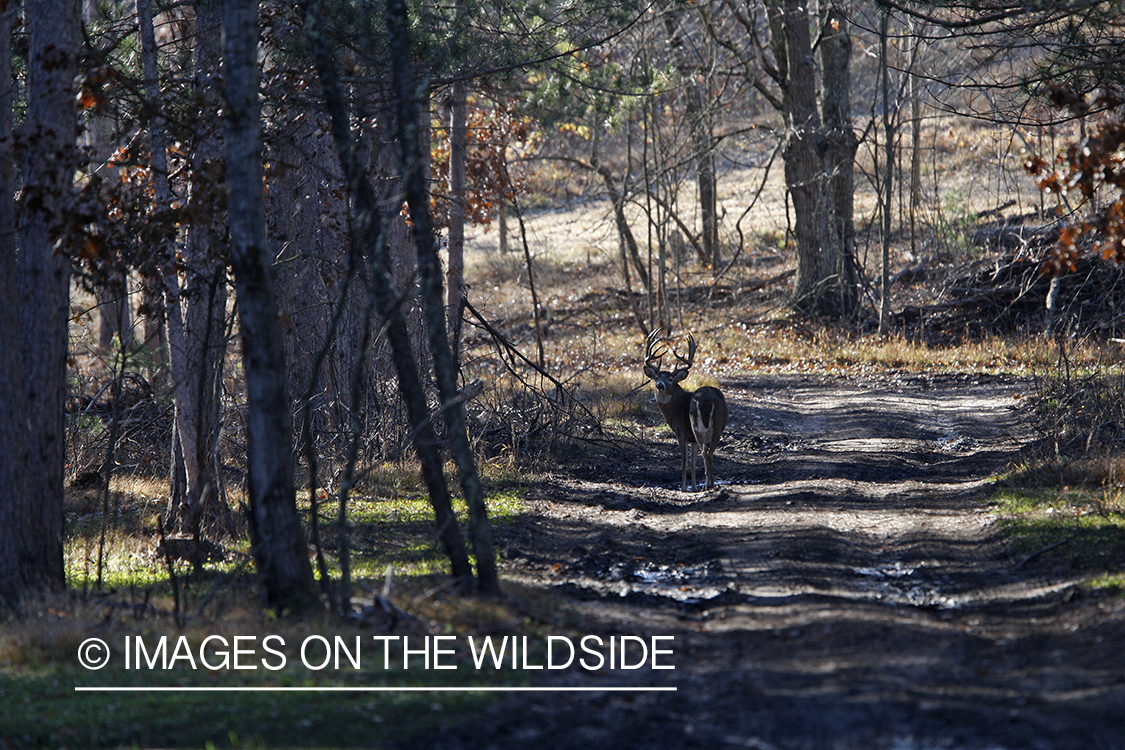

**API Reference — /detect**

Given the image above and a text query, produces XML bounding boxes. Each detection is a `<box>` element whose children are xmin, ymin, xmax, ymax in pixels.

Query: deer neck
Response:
<box><xmin>655</xmin><ymin>385</ymin><xmax>692</xmax><ymax>436</ymax></box>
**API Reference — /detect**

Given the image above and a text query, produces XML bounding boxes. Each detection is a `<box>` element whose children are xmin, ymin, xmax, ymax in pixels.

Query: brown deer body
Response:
<box><xmin>643</xmin><ymin>330</ymin><xmax>728</xmax><ymax>491</ymax></box>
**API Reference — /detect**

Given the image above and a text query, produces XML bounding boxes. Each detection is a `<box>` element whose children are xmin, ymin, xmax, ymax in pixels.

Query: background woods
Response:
<box><xmin>2</xmin><ymin>0</ymin><xmax>1124</xmax><ymax>599</ymax></box>
<box><xmin>1</xmin><ymin>1</ymin><xmax>1125</xmax><ymax>742</ymax></box>
<box><xmin>1</xmin><ymin>0</ymin><xmax>1123</xmax><ymax>594</ymax></box>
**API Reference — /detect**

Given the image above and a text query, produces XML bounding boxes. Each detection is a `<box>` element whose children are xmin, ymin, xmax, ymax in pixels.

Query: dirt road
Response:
<box><xmin>437</xmin><ymin>375</ymin><xmax>1125</xmax><ymax>749</ymax></box>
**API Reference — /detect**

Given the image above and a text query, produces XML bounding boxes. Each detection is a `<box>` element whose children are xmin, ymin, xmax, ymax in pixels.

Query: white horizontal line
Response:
<box><xmin>75</xmin><ymin>686</ymin><xmax>676</xmax><ymax>693</ymax></box>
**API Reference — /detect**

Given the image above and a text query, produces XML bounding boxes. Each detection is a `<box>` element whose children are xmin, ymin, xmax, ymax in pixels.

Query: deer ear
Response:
<box><xmin>643</xmin><ymin>365</ymin><xmax>658</xmax><ymax>379</ymax></box>
<box><xmin>672</xmin><ymin>368</ymin><xmax>689</xmax><ymax>382</ymax></box>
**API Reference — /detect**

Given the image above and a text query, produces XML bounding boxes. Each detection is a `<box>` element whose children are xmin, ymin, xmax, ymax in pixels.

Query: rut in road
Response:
<box><xmin>480</xmin><ymin>374</ymin><xmax>1125</xmax><ymax>750</ymax></box>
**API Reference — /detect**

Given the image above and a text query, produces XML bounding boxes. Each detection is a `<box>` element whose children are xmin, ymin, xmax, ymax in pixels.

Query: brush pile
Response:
<box><xmin>896</xmin><ymin>222</ymin><xmax>1125</xmax><ymax>342</ymax></box>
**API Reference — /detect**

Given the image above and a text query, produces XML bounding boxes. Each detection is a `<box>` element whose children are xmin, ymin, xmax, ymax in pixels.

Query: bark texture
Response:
<box><xmin>387</xmin><ymin>0</ymin><xmax>499</xmax><ymax>595</ymax></box>
<box><xmin>767</xmin><ymin>0</ymin><xmax>861</xmax><ymax>319</ymax></box>
<box><xmin>223</xmin><ymin>0</ymin><xmax>319</xmax><ymax>613</ymax></box>
<box><xmin>1</xmin><ymin>0</ymin><xmax>81</xmax><ymax>604</ymax></box>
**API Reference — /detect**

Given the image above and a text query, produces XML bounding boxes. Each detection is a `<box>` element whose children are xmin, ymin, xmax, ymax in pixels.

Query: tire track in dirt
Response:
<box><xmin>449</xmin><ymin>375</ymin><xmax>1125</xmax><ymax>750</ymax></box>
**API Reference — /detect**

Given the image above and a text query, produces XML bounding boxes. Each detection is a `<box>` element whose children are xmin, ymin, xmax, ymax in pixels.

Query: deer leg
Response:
<box><xmin>680</xmin><ymin>438</ymin><xmax>689</xmax><ymax>491</ymax></box>
<box><xmin>689</xmin><ymin>442</ymin><xmax>698</xmax><ymax>492</ymax></box>
<box><xmin>704</xmin><ymin>444</ymin><xmax>714</xmax><ymax>489</ymax></box>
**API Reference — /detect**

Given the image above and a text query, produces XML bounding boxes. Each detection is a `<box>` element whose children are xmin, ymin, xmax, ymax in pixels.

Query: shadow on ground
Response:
<box><xmin>425</xmin><ymin>374</ymin><xmax>1125</xmax><ymax>750</ymax></box>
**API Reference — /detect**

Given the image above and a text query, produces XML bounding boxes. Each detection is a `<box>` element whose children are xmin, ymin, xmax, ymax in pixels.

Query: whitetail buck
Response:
<box><xmin>643</xmin><ymin>329</ymin><xmax>728</xmax><ymax>491</ymax></box>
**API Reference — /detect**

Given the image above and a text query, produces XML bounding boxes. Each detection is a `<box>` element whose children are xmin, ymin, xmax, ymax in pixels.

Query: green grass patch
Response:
<box><xmin>305</xmin><ymin>483</ymin><xmax>525</xmax><ymax>582</ymax></box>
<box><xmin>993</xmin><ymin>485</ymin><xmax>1125</xmax><ymax>590</ymax></box>
<box><xmin>63</xmin><ymin>468</ymin><xmax>528</xmax><ymax>594</ymax></box>
<box><xmin>38</xmin><ymin>466</ymin><xmax>543</xmax><ymax>747</ymax></box>
<box><xmin>4</xmin><ymin>569</ymin><xmax>567</xmax><ymax>749</ymax></box>
<box><xmin>0</xmin><ymin>575</ymin><xmax>578</xmax><ymax>748</ymax></box>
<box><xmin>1</xmin><ymin>660</ymin><xmax>507</xmax><ymax>748</ymax></box>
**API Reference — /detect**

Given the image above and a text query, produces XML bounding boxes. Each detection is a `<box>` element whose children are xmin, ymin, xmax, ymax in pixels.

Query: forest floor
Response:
<box><xmin>420</xmin><ymin>372</ymin><xmax>1125</xmax><ymax>750</ymax></box>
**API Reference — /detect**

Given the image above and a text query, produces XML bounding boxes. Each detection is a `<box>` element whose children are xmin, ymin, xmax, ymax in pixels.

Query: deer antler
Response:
<box><xmin>673</xmin><ymin>333</ymin><xmax>697</xmax><ymax>371</ymax></box>
<box><xmin>644</xmin><ymin>328</ymin><xmax>668</xmax><ymax>369</ymax></box>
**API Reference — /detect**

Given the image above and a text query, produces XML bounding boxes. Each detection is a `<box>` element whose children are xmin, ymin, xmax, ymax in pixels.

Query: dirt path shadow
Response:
<box><xmin>436</xmin><ymin>374</ymin><xmax>1125</xmax><ymax>750</ymax></box>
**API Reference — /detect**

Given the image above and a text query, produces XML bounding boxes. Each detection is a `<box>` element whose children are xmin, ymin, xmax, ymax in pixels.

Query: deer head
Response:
<box><xmin>643</xmin><ymin>329</ymin><xmax>696</xmax><ymax>395</ymax></box>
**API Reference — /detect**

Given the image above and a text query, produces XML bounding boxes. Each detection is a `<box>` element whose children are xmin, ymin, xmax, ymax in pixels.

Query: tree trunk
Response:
<box><xmin>176</xmin><ymin>0</ymin><xmax>230</xmax><ymax>535</ymax></box>
<box><xmin>387</xmin><ymin>0</ymin><xmax>499</xmax><ymax>596</ymax></box>
<box><xmin>362</xmin><ymin>92</ymin><xmax>429</xmax><ymax>412</ymax></box>
<box><xmin>269</xmin><ymin>109</ymin><xmax>354</xmax><ymax>451</ymax></box>
<box><xmin>139</xmin><ymin>276</ymin><xmax>168</xmax><ymax>393</ymax></box>
<box><xmin>85</xmin><ymin>0</ymin><xmax>132</xmax><ymax>354</ymax></box>
<box><xmin>663</xmin><ymin>6</ymin><xmax>718</xmax><ymax>274</ymax></box>
<box><xmin>771</xmin><ymin>0</ymin><xmax>830</xmax><ymax>311</ymax></box>
<box><xmin>819</xmin><ymin>3</ymin><xmax>861</xmax><ymax>319</ymax></box>
<box><xmin>446</xmin><ymin>78</ymin><xmax>467</xmax><ymax>355</ymax></box>
<box><xmin>138</xmin><ymin>0</ymin><xmax>194</xmax><ymax>532</ymax></box>
<box><xmin>695</xmin><ymin>88</ymin><xmax>719</xmax><ymax>275</ymax></box>
<box><xmin>498</xmin><ymin>204</ymin><xmax>509</xmax><ymax>254</ymax></box>
<box><xmin>143</xmin><ymin>0</ymin><xmax>231</xmax><ymax>538</ymax></box>
<box><xmin>2</xmin><ymin>0</ymin><xmax>80</xmax><ymax>604</ymax></box>
<box><xmin>96</xmin><ymin>281</ymin><xmax>131</xmax><ymax>353</ymax></box>
<box><xmin>908</xmin><ymin>20</ymin><xmax>924</xmax><ymax>256</ymax></box>
<box><xmin>878</xmin><ymin>11</ymin><xmax>894</xmax><ymax>335</ymax></box>
<box><xmin>0</xmin><ymin>7</ymin><xmax>29</xmax><ymax>606</ymax></box>
<box><xmin>768</xmin><ymin>0</ymin><xmax>861</xmax><ymax>320</ymax></box>
<box><xmin>591</xmin><ymin>141</ymin><xmax>650</xmax><ymax>290</ymax></box>
<box><xmin>223</xmin><ymin>0</ymin><xmax>319</xmax><ymax>614</ymax></box>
